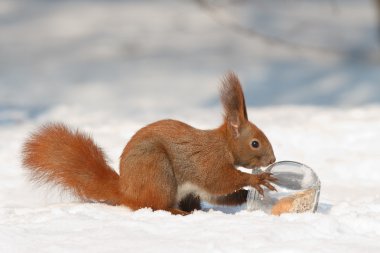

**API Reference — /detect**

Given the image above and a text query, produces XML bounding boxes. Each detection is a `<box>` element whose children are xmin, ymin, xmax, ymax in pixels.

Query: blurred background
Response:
<box><xmin>1</xmin><ymin>0</ymin><xmax>380</xmax><ymax>212</ymax></box>
<box><xmin>1</xmin><ymin>0</ymin><xmax>380</xmax><ymax>123</ymax></box>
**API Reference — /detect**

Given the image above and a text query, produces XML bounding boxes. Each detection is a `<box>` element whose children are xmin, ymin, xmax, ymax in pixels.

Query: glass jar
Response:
<box><xmin>247</xmin><ymin>161</ymin><xmax>321</xmax><ymax>215</ymax></box>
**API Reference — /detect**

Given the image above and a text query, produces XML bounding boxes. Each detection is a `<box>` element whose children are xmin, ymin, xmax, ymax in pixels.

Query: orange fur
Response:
<box><xmin>22</xmin><ymin>72</ymin><xmax>276</xmax><ymax>215</ymax></box>
<box><xmin>22</xmin><ymin>123</ymin><xmax>122</xmax><ymax>205</ymax></box>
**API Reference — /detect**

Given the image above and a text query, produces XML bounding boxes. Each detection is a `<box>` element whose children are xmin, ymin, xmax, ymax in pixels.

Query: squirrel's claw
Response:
<box><xmin>254</xmin><ymin>185</ymin><xmax>264</xmax><ymax>196</ymax></box>
<box><xmin>259</xmin><ymin>172</ymin><xmax>278</xmax><ymax>183</ymax></box>
<box><xmin>253</xmin><ymin>172</ymin><xmax>278</xmax><ymax>195</ymax></box>
<box><xmin>262</xmin><ymin>181</ymin><xmax>277</xmax><ymax>192</ymax></box>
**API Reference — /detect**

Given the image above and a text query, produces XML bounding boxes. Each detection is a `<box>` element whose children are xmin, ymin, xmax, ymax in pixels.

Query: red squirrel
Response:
<box><xmin>22</xmin><ymin>72</ymin><xmax>276</xmax><ymax>215</ymax></box>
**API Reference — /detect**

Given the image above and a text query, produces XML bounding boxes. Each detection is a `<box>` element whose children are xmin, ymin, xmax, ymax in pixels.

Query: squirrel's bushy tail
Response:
<box><xmin>22</xmin><ymin>123</ymin><xmax>122</xmax><ymax>205</ymax></box>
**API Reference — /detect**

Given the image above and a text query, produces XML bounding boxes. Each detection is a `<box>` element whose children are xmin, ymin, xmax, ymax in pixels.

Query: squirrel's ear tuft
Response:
<box><xmin>220</xmin><ymin>72</ymin><xmax>248</xmax><ymax>137</ymax></box>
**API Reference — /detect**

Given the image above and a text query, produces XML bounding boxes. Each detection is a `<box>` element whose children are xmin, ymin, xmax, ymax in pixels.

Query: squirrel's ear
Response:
<box><xmin>220</xmin><ymin>72</ymin><xmax>248</xmax><ymax>138</ymax></box>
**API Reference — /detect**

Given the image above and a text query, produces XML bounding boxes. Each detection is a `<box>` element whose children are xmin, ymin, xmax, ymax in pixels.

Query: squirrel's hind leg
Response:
<box><xmin>119</xmin><ymin>146</ymin><xmax>179</xmax><ymax>213</ymax></box>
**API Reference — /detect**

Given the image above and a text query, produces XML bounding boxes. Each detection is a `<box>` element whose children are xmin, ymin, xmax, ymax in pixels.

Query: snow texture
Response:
<box><xmin>1</xmin><ymin>0</ymin><xmax>380</xmax><ymax>252</ymax></box>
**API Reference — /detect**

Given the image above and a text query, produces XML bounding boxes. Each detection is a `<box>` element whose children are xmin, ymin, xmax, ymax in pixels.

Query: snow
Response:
<box><xmin>1</xmin><ymin>106</ymin><xmax>380</xmax><ymax>253</ymax></box>
<box><xmin>1</xmin><ymin>0</ymin><xmax>380</xmax><ymax>252</ymax></box>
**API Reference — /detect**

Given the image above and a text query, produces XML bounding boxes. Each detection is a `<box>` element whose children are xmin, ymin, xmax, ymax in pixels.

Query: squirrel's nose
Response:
<box><xmin>269</xmin><ymin>157</ymin><xmax>276</xmax><ymax>165</ymax></box>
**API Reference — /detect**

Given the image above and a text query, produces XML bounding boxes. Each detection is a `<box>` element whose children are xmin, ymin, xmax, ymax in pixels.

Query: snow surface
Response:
<box><xmin>1</xmin><ymin>106</ymin><xmax>380</xmax><ymax>253</ymax></box>
<box><xmin>1</xmin><ymin>0</ymin><xmax>380</xmax><ymax>252</ymax></box>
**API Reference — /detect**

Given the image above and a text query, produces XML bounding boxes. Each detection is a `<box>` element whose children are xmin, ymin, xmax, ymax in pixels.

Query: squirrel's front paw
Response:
<box><xmin>251</xmin><ymin>172</ymin><xmax>277</xmax><ymax>195</ymax></box>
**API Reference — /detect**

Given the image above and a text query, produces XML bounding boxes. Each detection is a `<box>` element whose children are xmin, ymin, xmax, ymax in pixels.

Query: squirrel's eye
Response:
<box><xmin>251</xmin><ymin>140</ymin><xmax>260</xmax><ymax>148</ymax></box>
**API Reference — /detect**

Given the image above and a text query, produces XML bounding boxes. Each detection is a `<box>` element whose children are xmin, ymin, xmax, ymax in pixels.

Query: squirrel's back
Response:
<box><xmin>120</xmin><ymin>119</ymin><xmax>232</xmax><ymax>186</ymax></box>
